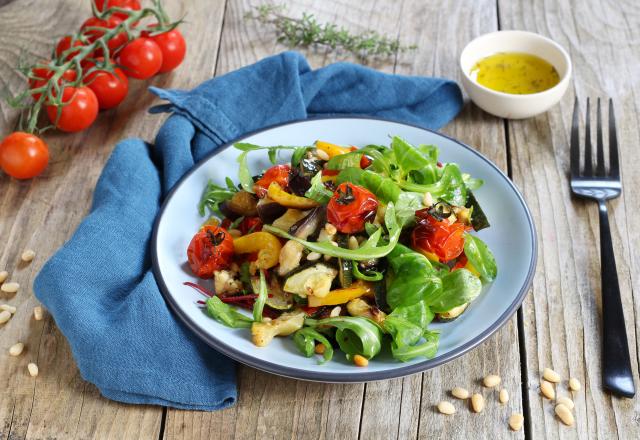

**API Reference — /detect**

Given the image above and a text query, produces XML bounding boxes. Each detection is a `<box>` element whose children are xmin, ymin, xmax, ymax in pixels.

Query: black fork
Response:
<box><xmin>570</xmin><ymin>97</ymin><xmax>635</xmax><ymax>397</ymax></box>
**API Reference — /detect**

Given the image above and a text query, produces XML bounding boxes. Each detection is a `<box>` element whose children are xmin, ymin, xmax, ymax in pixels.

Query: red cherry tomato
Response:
<box><xmin>411</xmin><ymin>209</ymin><xmax>468</xmax><ymax>262</ymax></box>
<box><xmin>29</xmin><ymin>65</ymin><xmax>77</xmax><ymax>101</ymax></box>
<box><xmin>84</xmin><ymin>59</ymin><xmax>129</xmax><ymax>110</ymax></box>
<box><xmin>327</xmin><ymin>183</ymin><xmax>379</xmax><ymax>234</ymax></box>
<box><xmin>187</xmin><ymin>225</ymin><xmax>234</xmax><ymax>278</ymax></box>
<box><xmin>118</xmin><ymin>38</ymin><xmax>163</xmax><ymax>79</ymax></box>
<box><xmin>238</xmin><ymin>217</ymin><xmax>263</xmax><ymax>235</ymax></box>
<box><xmin>0</xmin><ymin>132</ymin><xmax>49</xmax><ymax>179</ymax></box>
<box><xmin>45</xmin><ymin>86</ymin><xmax>99</xmax><ymax>132</ymax></box>
<box><xmin>95</xmin><ymin>0</ymin><xmax>141</xmax><ymax>19</ymax></box>
<box><xmin>55</xmin><ymin>36</ymin><xmax>85</xmax><ymax>61</ymax></box>
<box><xmin>360</xmin><ymin>154</ymin><xmax>372</xmax><ymax>168</ymax></box>
<box><xmin>253</xmin><ymin>164</ymin><xmax>291</xmax><ymax>198</ymax></box>
<box><xmin>146</xmin><ymin>28</ymin><xmax>187</xmax><ymax>73</ymax></box>
<box><xmin>81</xmin><ymin>16</ymin><xmax>128</xmax><ymax>54</ymax></box>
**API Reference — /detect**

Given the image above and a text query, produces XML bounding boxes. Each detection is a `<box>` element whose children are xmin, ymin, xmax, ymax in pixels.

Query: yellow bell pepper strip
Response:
<box><xmin>267</xmin><ymin>182</ymin><xmax>319</xmax><ymax>209</ymax></box>
<box><xmin>308</xmin><ymin>281</ymin><xmax>372</xmax><ymax>307</ymax></box>
<box><xmin>233</xmin><ymin>231</ymin><xmax>282</xmax><ymax>269</ymax></box>
<box><xmin>316</xmin><ymin>140</ymin><xmax>353</xmax><ymax>158</ymax></box>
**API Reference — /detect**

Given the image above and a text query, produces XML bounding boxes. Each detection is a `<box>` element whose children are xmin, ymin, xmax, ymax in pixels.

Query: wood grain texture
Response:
<box><xmin>499</xmin><ymin>0</ymin><xmax>640</xmax><ymax>438</ymax></box>
<box><xmin>0</xmin><ymin>0</ymin><xmax>226</xmax><ymax>439</ymax></box>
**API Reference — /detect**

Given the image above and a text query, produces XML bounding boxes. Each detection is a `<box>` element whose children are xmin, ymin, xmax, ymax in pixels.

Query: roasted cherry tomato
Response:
<box><xmin>0</xmin><ymin>132</ymin><xmax>49</xmax><ymax>179</ymax></box>
<box><xmin>95</xmin><ymin>0</ymin><xmax>141</xmax><ymax>19</ymax></box>
<box><xmin>29</xmin><ymin>65</ymin><xmax>77</xmax><ymax>101</ymax></box>
<box><xmin>327</xmin><ymin>183</ymin><xmax>378</xmax><ymax>234</ymax></box>
<box><xmin>84</xmin><ymin>59</ymin><xmax>129</xmax><ymax>110</ymax></box>
<box><xmin>142</xmin><ymin>26</ymin><xmax>187</xmax><ymax>73</ymax></box>
<box><xmin>253</xmin><ymin>164</ymin><xmax>291</xmax><ymax>198</ymax></box>
<box><xmin>55</xmin><ymin>36</ymin><xmax>85</xmax><ymax>61</ymax></box>
<box><xmin>238</xmin><ymin>216</ymin><xmax>263</xmax><ymax>235</ymax></box>
<box><xmin>45</xmin><ymin>86</ymin><xmax>99</xmax><ymax>132</ymax></box>
<box><xmin>118</xmin><ymin>37</ymin><xmax>163</xmax><ymax>79</ymax></box>
<box><xmin>411</xmin><ymin>209</ymin><xmax>468</xmax><ymax>262</ymax></box>
<box><xmin>187</xmin><ymin>225</ymin><xmax>234</xmax><ymax>278</ymax></box>
<box><xmin>81</xmin><ymin>16</ymin><xmax>128</xmax><ymax>54</ymax></box>
<box><xmin>360</xmin><ymin>154</ymin><xmax>372</xmax><ymax>168</ymax></box>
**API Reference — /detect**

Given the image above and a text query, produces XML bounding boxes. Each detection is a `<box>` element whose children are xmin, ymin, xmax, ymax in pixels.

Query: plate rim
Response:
<box><xmin>151</xmin><ymin>115</ymin><xmax>537</xmax><ymax>383</ymax></box>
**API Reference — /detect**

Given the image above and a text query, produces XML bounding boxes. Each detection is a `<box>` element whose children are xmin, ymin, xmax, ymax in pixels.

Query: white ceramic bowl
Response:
<box><xmin>459</xmin><ymin>30</ymin><xmax>572</xmax><ymax>119</ymax></box>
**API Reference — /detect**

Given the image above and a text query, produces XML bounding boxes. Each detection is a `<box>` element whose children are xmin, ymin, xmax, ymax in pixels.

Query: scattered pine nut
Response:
<box><xmin>9</xmin><ymin>342</ymin><xmax>24</xmax><ymax>356</ymax></box>
<box><xmin>315</xmin><ymin>148</ymin><xmax>330</xmax><ymax>161</ymax></box>
<box><xmin>555</xmin><ymin>403</ymin><xmax>575</xmax><ymax>426</ymax></box>
<box><xmin>1</xmin><ymin>304</ymin><xmax>17</xmax><ymax>314</ymax></box>
<box><xmin>33</xmin><ymin>306</ymin><xmax>43</xmax><ymax>321</ymax></box>
<box><xmin>471</xmin><ymin>393</ymin><xmax>484</xmax><ymax>413</ymax></box>
<box><xmin>437</xmin><ymin>401</ymin><xmax>456</xmax><ymax>415</ymax></box>
<box><xmin>306</xmin><ymin>251</ymin><xmax>321</xmax><ymax>261</ymax></box>
<box><xmin>451</xmin><ymin>387</ymin><xmax>469</xmax><ymax>400</ymax></box>
<box><xmin>509</xmin><ymin>413</ymin><xmax>524</xmax><ymax>431</ymax></box>
<box><xmin>21</xmin><ymin>249</ymin><xmax>36</xmax><ymax>262</ymax></box>
<box><xmin>557</xmin><ymin>396</ymin><xmax>574</xmax><ymax>410</ymax></box>
<box><xmin>569</xmin><ymin>377</ymin><xmax>581</xmax><ymax>391</ymax></box>
<box><xmin>1</xmin><ymin>282</ymin><xmax>20</xmax><ymax>294</ymax></box>
<box><xmin>543</xmin><ymin>367</ymin><xmax>561</xmax><ymax>383</ymax></box>
<box><xmin>540</xmin><ymin>380</ymin><xmax>555</xmax><ymax>400</ymax></box>
<box><xmin>353</xmin><ymin>354</ymin><xmax>369</xmax><ymax>367</ymax></box>
<box><xmin>499</xmin><ymin>388</ymin><xmax>509</xmax><ymax>404</ymax></box>
<box><xmin>314</xmin><ymin>343</ymin><xmax>325</xmax><ymax>354</ymax></box>
<box><xmin>324</xmin><ymin>223</ymin><xmax>337</xmax><ymax>236</ymax></box>
<box><xmin>0</xmin><ymin>271</ymin><xmax>8</xmax><ymax>283</ymax></box>
<box><xmin>0</xmin><ymin>310</ymin><xmax>11</xmax><ymax>324</ymax></box>
<box><xmin>27</xmin><ymin>363</ymin><xmax>39</xmax><ymax>377</ymax></box>
<box><xmin>483</xmin><ymin>374</ymin><xmax>501</xmax><ymax>388</ymax></box>
<box><xmin>348</xmin><ymin>236</ymin><xmax>359</xmax><ymax>250</ymax></box>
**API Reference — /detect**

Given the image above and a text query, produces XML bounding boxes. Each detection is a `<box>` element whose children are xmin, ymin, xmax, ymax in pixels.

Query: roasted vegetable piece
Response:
<box><xmin>346</xmin><ymin>297</ymin><xmax>387</xmax><ymax>323</ymax></box>
<box><xmin>268</xmin><ymin>182</ymin><xmax>320</xmax><ymax>209</ymax></box>
<box><xmin>251</xmin><ymin>311</ymin><xmax>305</xmax><ymax>347</ymax></box>
<box><xmin>187</xmin><ymin>225</ymin><xmax>234</xmax><ymax>278</ymax></box>
<box><xmin>435</xmin><ymin>303</ymin><xmax>469</xmax><ymax>322</ymax></box>
<box><xmin>254</xmin><ymin>164</ymin><xmax>291</xmax><ymax>197</ymax></box>
<box><xmin>283</xmin><ymin>264</ymin><xmax>337</xmax><ymax>298</ymax></box>
<box><xmin>411</xmin><ymin>209</ymin><xmax>468</xmax><ymax>262</ymax></box>
<box><xmin>307</xmin><ymin>281</ymin><xmax>372</xmax><ymax>307</ymax></box>
<box><xmin>315</xmin><ymin>140</ymin><xmax>352</xmax><ymax>158</ymax></box>
<box><xmin>256</xmin><ymin>197</ymin><xmax>287</xmax><ymax>223</ymax></box>
<box><xmin>272</xmin><ymin>208</ymin><xmax>307</xmax><ymax>231</ymax></box>
<box><xmin>327</xmin><ymin>183</ymin><xmax>379</xmax><ymax>234</ymax></box>
<box><xmin>289</xmin><ymin>206</ymin><xmax>326</xmax><ymax>239</ymax></box>
<box><xmin>225</xmin><ymin>190</ymin><xmax>258</xmax><ymax>216</ymax></box>
<box><xmin>233</xmin><ymin>231</ymin><xmax>282</xmax><ymax>269</ymax></box>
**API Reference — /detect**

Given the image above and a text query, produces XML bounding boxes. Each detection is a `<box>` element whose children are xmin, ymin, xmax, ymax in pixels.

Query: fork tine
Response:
<box><xmin>570</xmin><ymin>97</ymin><xmax>580</xmax><ymax>178</ymax></box>
<box><xmin>596</xmin><ymin>98</ymin><xmax>606</xmax><ymax>176</ymax></box>
<box><xmin>584</xmin><ymin>98</ymin><xmax>593</xmax><ymax>176</ymax></box>
<box><xmin>609</xmin><ymin>99</ymin><xmax>620</xmax><ymax>179</ymax></box>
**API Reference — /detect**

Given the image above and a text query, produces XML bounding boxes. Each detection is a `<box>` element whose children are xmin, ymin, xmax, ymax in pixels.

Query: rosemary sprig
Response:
<box><xmin>245</xmin><ymin>4</ymin><xmax>416</xmax><ymax>61</ymax></box>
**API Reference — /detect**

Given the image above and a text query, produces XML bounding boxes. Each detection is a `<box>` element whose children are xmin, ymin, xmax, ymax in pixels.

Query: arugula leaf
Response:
<box><xmin>304</xmin><ymin>171</ymin><xmax>334</xmax><ymax>204</ymax></box>
<box><xmin>233</xmin><ymin>142</ymin><xmax>297</xmax><ymax>152</ymax></box>
<box><xmin>362</xmin><ymin>170</ymin><xmax>401</xmax><ymax>203</ymax></box>
<box><xmin>463</xmin><ymin>234</ymin><xmax>497</xmax><ymax>282</ymax></box>
<box><xmin>305</xmin><ymin>316</ymin><xmax>383</xmax><ymax>359</ymax></box>
<box><xmin>268</xmin><ymin>148</ymin><xmax>277</xmax><ymax>164</ymax></box>
<box><xmin>463</xmin><ymin>173</ymin><xmax>483</xmax><ymax>190</ymax></box>
<box><xmin>352</xmin><ymin>264</ymin><xmax>383</xmax><ymax>281</ymax></box>
<box><xmin>336</xmin><ymin>167</ymin><xmax>364</xmax><ymax>185</ymax></box>
<box><xmin>386</xmin><ymin>244</ymin><xmax>442</xmax><ymax>309</ymax></box>
<box><xmin>237</xmin><ymin>151</ymin><xmax>254</xmax><ymax>193</ymax></box>
<box><xmin>198</xmin><ymin>179</ymin><xmax>238</xmax><ymax>216</ymax></box>
<box><xmin>206</xmin><ymin>297</ymin><xmax>253</xmax><ymax>328</ymax></box>
<box><xmin>429</xmin><ymin>268</ymin><xmax>482</xmax><ymax>313</ymax></box>
<box><xmin>291</xmin><ymin>146</ymin><xmax>313</xmax><ymax>167</ymax></box>
<box><xmin>382</xmin><ymin>302</ymin><xmax>439</xmax><ymax>362</ymax></box>
<box><xmin>326</xmin><ymin>151</ymin><xmax>363</xmax><ymax>170</ymax></box>
<box><xmin>293</xmin><ymin>327</ymin><xmax>334</xmax><ymax>364</ymax></box>
<box><xmin>401</xmin><ymin>164</ymin><xmax>467</xmax><ymax>206</ymax></box>
<box><xmin>391</xmin><ymin>330</ymin><xmax>439</xmax><ymax>362</ymax></box>
<box><xmin>252</xmin><ymin>269</ymin><xmax>268</xmax><ymax>322</ymax></box>
<box><xmin>360</xmin><ymin>145</ymin><xmax>393</xmax><ymax>176</ymax></box>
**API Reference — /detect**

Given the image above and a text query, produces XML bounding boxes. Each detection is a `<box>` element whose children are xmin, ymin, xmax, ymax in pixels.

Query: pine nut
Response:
<box><xmin>483</xmin><ymin>374</ymin><xmax>501</xmax><ymax>388</ymax></box>
<box><xmin>307</xmin><ymin>251</ymin><xmax>321</xmax><ymax>261</ymax></box>
<box><xmin>9</xmin><ymin>342</ymin><xmax>24</xmax><ymax>356</ymax></box>
<box><xmin>543</xmin><ymin>367</ymin><xmax>561</xmax><ymax>383</ymax></box>
<box><xmin>540</xmin><ymin>380</ymin><xmax>555</xmax><ymax>400</ymax></box>
<box><xmin>470</xmin><ymin>393</ymin><xmax>484</xmax><ymax>413</ymax></box>
<box><xmin>499</xmin><ymin>388</ymin><xmax>509</xmax><ymax>404</ymax></box>
<box><xmin>437</xmin><ymin>401</ymin><xmax>456</xmax><ymax>415</ymax></box>
<box><xmin>1</xmin><ymin>304</ymin><xmax>17</xmax><ymax>314</ymax></box>
<box><xmin>33</xmin><ymin>306</ymin><xmax>43</xmax><ymax>321</ymax></box>
<box><xmin>423</xmin><ymin>192</ymin><xmax>434</xmax><ymax>207</ymax></box>
<box><xmin>348</xmin><ymin>236</ymin><xmax>359</xmax><ymax>250</ymax></box>
<box><xmin>353</xmin><ymin>354</ymin><xmax>368</xmax><ymax>367</ymax></box>
<box><xmin>1</xmin><ymin>282</ymin><xmax>20</xmax><ymax>293</ymax></box>
<box><xmin>569</xmin><ymin>377</ymin><xmax>581</xmax><ymax>391</ymax></box>
<box><xmin>0</xmin><ymin>271</ymin><xmax>8</xmax><ymax>283</ymax></box>
<box><xmin>557</xmin><ymin>396</ymin><xmax>574</xmax><ymax>410</ymax></box>
<box><xmin>21</xmin><ymin>249</ymin><xmax>36</xmax><ymax>262</ymax></box>
<box><xmin>451</xmin><ymin>387</ymin><xmax>469</xmax><ymax>400</ymax></box>
<box><xmin>0</xmin><ymin>310</ymin><xmax>11</xmax><ymax>324</ymax></box>
<box><xmin>315</xmin><ymin>148</ymin><xmax>330</xmax><ymax>161</ymax></box>
<box><xmin>329</xmin><ymin>306</ymin><xmax>341</xmax><ymax>317</ymax></box>
<box><xmin>555</xmin><ymin>403</ymin><xmax>574</xmax><ymax>426</ymax></box>
<box><xmin>509</xmin><ymin>413</ymin><xmax>524</xmax><ymax>431</ymax></box>
<box><xmin>228</xmin><ymin>229</ymin><xmax>242</xmax><ymax>238</ymax></box>
<box><xmin>324</xmin><ymin>223</ymin><xmax>337</xmax><ymax>236</ymax></box>
<box><xmin>315</xmin><ymin>343</ymin><xmax>325</xmax><ymax>354</ymax></box>
<box><xmin>27</xmin><ymin>363</ymin><xmax>39</xmax><ymax>377</ymax></box>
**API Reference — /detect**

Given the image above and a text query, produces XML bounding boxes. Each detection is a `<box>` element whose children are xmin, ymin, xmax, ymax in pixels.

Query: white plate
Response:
<box><xmin>152</xmin><ymin>117</ymin><xmax>536</xmax><ymax>382</ymax></box>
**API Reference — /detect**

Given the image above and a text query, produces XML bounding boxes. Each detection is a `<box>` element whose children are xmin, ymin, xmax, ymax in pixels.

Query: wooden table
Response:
<box><xmin>1</xmin><ymin>0</ymin><xmax>638</xmax><ymax>438</ymax></box>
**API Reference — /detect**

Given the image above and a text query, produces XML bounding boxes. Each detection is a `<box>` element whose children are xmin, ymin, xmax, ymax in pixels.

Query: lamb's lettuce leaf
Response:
<box><xmin>463</xmin><ymin>234</ymin><xmax>497</xmax><ymax>282</ymax></box>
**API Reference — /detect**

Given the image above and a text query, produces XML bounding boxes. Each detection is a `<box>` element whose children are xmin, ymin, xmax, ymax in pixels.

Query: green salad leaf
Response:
<box><xmin>291</xmin><ymin>146</ymin><xmax>313</xmax><ymax>167</ymax></box>
<box><xmin>401</xmin><ymin>163</ymin><xmax>467</xmax><ymax>206</ymax></box>
<box><xmin>463</xmin><ymin>234</ymin><xmax>497</xmax><ymax>282</ymax></box>
<box><xmin>429</xmin><ymin>269</ymin><xmax>482</xmax><ymax>313</ymax></box>
<box><xmin>237</xmin><ymin>150</ymin><xmax>254</xmax><ymax>193</ymax></box>
<box><xmin>293</xmin><ymin>327</ymin><xmax>334</xmax><ymax>364</ymax></box>
<box><xmin>391</xmin><ymin>330</ymin><xmax>439</xmax><ymax>362</ymax></box>
<box><xmin>206</xmin><ymin>297</ymin><xmax>253</xmax><ymax>328</ymax></box>
<box><xmin>305</xmin><ymin>316</ymin><xmax>383</xmax><ymax>359</ymax></box>
<box><xmin>326</xmin><ymin>151</ymin><xmax>363</xmax><ymax>169</ymax></box>
<box><xmin>305</xmin><ymin>171</ymin><xmax>334</xmax><ymax>203</ymax></box>
<box><xmin>336</xmin><ymin>167</ymin><xmax>364</xmax><ymax>185</ymax></box>
<box><xmin>198</xmin><ymin>179</ymin><xmax>238</xmax><ymax>216</ymax></box>
<box><xmin>385</xmin><ymin>244</ymin><xmax>442</xmax><ymax>309</ymax></box>
<box><xmin>362</xmin><ymin>170</ymin><xmax>401</xmax><ymax>203</ymax></box>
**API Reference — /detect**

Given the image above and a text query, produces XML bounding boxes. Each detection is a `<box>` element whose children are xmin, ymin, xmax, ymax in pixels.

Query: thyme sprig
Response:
<box><xmin>245</xmin><ymin>4</ymin><xmax>416</xmax><ymax>61</ymax></box>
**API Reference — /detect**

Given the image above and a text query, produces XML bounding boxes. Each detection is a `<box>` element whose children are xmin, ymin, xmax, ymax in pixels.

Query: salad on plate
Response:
<box><xmin>185</xmin><ymin>136</ymin><xmax>497</xmax><ymax>366</ymax></box>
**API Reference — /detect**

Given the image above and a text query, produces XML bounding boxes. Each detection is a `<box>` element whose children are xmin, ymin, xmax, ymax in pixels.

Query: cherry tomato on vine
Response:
<box><xmin>81</xmin><ymin>16</ymin><xmax>128</xmax><ymax>54</ymax></box>
<box><xmin>45</xmin><ymin>87</ymin><xmax>99</xmax><ymax>132</ymax></box>
<box><xmin>84</xmin><ymin>61</ymin><xmax>129</xmax><ymax>110</ymax></box>
<box><xmin>411</xmin><ymin>209</ymin><xmax>468</xmax><ymax>262</ymax></box>
<box><xmin>327</xmin><ymin>183</ymin><xmax>378</xmax><ymax>234</ymax></box>
<box><xmin>253</xmin><ymin>164</ymin><xmax>291</xmax><ymax>198</ymax></box>
<box><xmin>0</xmin><ymin>132</ymin><xmax>49</xmax><ymax>179</ymax></box>
<box><xmin>95</xmin><ymin>0</ymin><xmax>141</xmax><ymax>19</ymax></box>
<box><xmin>143</xmin><ymin>27</ymin><xmax>187</xmax><ymax>73</ymax></box>
<box><xmin>55</xmin><ymin>36</ymin><xmax>86</xmax><ymax>61</ymax></box>
<box><xmin>118</xmin><ymin>38</ymin><xmax>163</xmax><ymax>79</ymax></box>
<box><xmin>29</xmin><ymin>66</ymin><xmax>77</xmax><ymax>101</ymax></box>
<box><xmin>187</xmin><ymin>225</ymin><xmax>234</xmax><ymax>278</ymax></box>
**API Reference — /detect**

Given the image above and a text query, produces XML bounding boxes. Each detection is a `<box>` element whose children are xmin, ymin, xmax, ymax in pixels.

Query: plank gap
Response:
<box><xmin>158</xmin><ymin>407</ymin><xmax>167</xmax><ymax>440</ymax></box>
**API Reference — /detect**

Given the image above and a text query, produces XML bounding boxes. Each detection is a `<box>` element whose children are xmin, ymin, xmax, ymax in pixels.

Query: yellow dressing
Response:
<box><xmin>470</xmin><ymin>52</ymin><xmax>560</xmax><ymax>94</ymax></box>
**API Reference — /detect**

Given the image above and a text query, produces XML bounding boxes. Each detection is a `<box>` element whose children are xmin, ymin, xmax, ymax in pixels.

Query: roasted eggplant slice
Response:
<box><xmin>288</xmin><ymin>168</ymin><xmax>312</xmax><ymax>196</ymax></box>
<box><xmin>289</xmin><ymin>206</ymin><xmax>326</xmax><ymax>239</ymax></box>
<box><xmin>435</xmin><ymin>303</ymin><xmax>469</xmax><ymax>322</ymax></box>
<box><xmin>256</xmin><ymin>197</ymin><xmax>287</xmax><ymax>223</ymax></box>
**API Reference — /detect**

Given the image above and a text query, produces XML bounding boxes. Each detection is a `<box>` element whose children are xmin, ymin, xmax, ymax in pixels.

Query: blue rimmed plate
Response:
<box><xmin>151</xmin><ymin>117</ymin><xmax>536</xmax><ymax>382</ymax></box>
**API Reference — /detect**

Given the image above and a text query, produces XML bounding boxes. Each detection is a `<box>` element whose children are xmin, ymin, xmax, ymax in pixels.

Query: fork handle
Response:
<box><xmin>599</xmin><ymin>201</ymin><xmax>635</xmax><ymax>397</ymax></box>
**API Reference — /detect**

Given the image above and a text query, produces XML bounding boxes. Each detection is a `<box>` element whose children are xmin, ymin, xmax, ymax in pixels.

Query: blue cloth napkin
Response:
<box><xmin>33</xmin><ymin>51</ymin><xmax>463</xmax><ymax>411</ymax></box>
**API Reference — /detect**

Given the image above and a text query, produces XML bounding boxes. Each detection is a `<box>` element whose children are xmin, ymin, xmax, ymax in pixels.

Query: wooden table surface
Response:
<box><xmin>1</xmin><ymin>0</ymin><xmax>639</xmax><ymax>438</ymax></box>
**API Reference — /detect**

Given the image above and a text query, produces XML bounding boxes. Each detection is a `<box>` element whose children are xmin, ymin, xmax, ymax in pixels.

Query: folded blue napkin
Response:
<box><xmin>34</xmin><ymin>51</ymin><xmax>463</xmax><ymax>411</ymax></box>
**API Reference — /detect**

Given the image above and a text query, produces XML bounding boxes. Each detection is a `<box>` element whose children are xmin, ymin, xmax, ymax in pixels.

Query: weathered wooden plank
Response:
<box><xmin>0</xmin><ymin>0</ymin><xmax>227</xmax><ymax>439</ymax></box>
<box><xmin>499</xmin><ymin>0</ymin><xmax>640</xmax><ymax>438</ymax></box>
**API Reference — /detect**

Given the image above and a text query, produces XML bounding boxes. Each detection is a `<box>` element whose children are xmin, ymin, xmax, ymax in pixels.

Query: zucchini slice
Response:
<box><xmin>435</xmin><ymin>303</ymin><xmax>469</xmax><ymax>322</ymax></box>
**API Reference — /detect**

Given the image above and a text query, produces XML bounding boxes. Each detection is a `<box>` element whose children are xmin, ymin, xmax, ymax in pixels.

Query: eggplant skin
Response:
<box><xmin>288</xmin><ymin>169</ymin><xmax>312</xmax><ymax>196</ymax></box>
<box><xmin>256</xmin><ymin>199</ymin><xmax>287</xmax><ymax>224</ymax></box>
<box><xmin>434</xmin><ymin>303</ymin><xmax>469</xmax><ymax>322</ymax></box>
